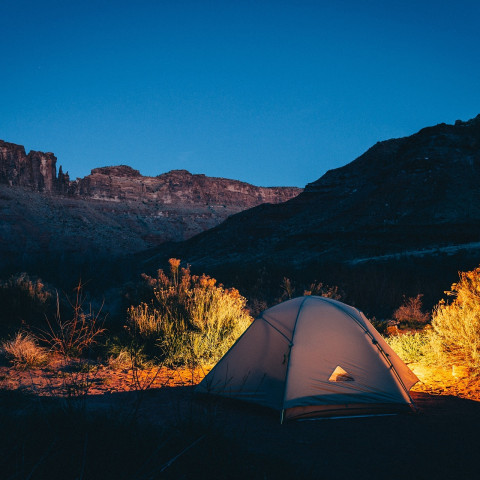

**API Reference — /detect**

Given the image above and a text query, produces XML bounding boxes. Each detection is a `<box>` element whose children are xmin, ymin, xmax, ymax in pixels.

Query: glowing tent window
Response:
<box><xmin>328</xmin><ymin>366</ymin><xmax>354</xmax><ymax>382</ymax></box>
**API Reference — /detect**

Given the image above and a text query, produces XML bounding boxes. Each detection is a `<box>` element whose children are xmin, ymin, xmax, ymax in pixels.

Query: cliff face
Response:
<box><xmin>0</xmin><ymin>140</ymin><xmax>60</xmax><ymax>193</ymax></box>
<box><xmin>0</xmin><ymin>140</ymin><xmax>300</xmax><ymax>208</ymax></box>
<box><xmin>74</xmin><ymin>166</ymin><xmax>300</xmax><ymax>208</ymax></box>
<box><xmin>0</xmin><ymin>140</ymin><xmax>301</xmax><ymax>270</ymax></box>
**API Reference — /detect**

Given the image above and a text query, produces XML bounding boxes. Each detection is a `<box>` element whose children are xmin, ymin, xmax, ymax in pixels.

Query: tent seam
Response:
<box><xmin>261</xmin><ymin>316</ymin><xmax>292</xmax><ymax>344</ymax></box>
<box><xmin>279</xmin><ymin>296</ymin><xmax>310</xmax><ymax>423</ymax></box>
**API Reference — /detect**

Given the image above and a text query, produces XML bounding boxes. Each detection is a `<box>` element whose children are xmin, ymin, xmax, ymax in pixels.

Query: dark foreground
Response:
<box><xmin>1</xmin><ymin>387</ymin><xmax>479</xmax><ymax>480</ymax></box>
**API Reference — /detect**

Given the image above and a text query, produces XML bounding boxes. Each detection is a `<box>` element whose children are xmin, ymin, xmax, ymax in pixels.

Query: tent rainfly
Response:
<box><xmin>196</xmin><ymin>296</ymin><xmax>419</xmax><ymax>422</ymax></box>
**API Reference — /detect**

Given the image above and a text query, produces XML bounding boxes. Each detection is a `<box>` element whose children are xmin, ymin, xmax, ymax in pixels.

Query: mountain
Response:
<box><xmin>154</xmin><ymin>114</ymin><xmax>480</xmax><ymax>272</ymax></box>
<box><xmin>0</xmin><ymin>140</ymin><xmax>301</xmax><ymax>277</ymax></box>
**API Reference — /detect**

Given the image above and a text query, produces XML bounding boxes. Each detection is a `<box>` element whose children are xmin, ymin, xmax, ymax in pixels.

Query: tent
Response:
<box><xmin>196</xmin><ymin>296</ymin><xmax>419</xmax><ymax>421</ymax></box>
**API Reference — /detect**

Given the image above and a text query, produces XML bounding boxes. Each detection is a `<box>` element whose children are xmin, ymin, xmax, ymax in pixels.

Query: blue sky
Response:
<box><xmin>1</xmin><ymin>0</ymin><xmax>479</xmax><ymax>187</ymax></box>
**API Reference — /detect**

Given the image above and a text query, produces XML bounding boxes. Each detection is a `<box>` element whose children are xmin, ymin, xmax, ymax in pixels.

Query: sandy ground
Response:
<box><xmin>1</xmin><ymin>358</ymin><xmax>477</xmax><ymax>401</ymax></box>
<box><xmin>2</xmin><ymin>360</ymin><xmax>480</xmax><ymax>479</ymax></box>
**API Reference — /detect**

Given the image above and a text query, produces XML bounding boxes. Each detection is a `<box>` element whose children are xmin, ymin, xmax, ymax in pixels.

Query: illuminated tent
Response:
<box><xmin>196</xmin><ymin>296</ymin><xmax>418</xmax><ymax>421</ymax></box>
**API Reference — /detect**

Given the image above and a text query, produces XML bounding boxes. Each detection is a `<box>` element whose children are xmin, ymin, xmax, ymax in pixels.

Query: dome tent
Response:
<box><xmin>196</xmin><ymin>296</ymin><xmax>419</xmax><ymax>422</ymax></box>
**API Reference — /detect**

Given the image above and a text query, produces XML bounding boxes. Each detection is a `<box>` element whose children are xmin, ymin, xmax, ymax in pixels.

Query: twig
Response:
<box><xmin>24</xmin><ymin>439</ymin><xmax>57</xmax><ymax>480</ymax></box>
<box><xmin>78</xmin><ymin>432</ymin><xmax>88</xmax><ymax>480</ymax></box>
<box><xmin>159</xmin><ymin>434</ymin><xmax>206</xmax><ymax>474</ymax></box>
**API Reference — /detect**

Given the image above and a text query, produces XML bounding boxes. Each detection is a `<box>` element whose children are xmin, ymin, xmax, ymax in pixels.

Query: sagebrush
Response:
<box><xmin>392</xmin><ymin>294</ymin><xmax>430</xmax><ymax>327</ymax></box>
<box><xmin>128</xmin><ymin>259</ymin><xmax>252</xmax><ymax>365</ymax></box>
<box><xmin>430</xmin><ymin>266</ymin><xmax>480</xmax><ymax>371</ymax></box>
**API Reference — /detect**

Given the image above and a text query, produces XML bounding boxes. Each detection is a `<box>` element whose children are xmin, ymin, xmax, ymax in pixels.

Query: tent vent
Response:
<box><xmin>329</xmin><ymin>366</ymin><xmax>354</xmax><ymax>382</ymax></box>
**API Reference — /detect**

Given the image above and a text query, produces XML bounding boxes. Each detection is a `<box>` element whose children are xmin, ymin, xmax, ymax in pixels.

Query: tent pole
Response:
<box><xmin>279</xmin><ymin>297</ymin><xmax>309</xmax><ymax>425</ymax></box>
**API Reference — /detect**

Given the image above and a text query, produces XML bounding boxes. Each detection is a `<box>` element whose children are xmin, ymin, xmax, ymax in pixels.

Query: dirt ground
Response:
<box><xmin>2</xmin><ymin>361</ymin><xmax>480</xmax><ymax>479</ymax></box>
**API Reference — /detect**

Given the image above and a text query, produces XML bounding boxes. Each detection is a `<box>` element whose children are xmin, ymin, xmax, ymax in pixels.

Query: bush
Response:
<box><xmin>385</xmin><ymin>331</ymin><xmax>433</xmax><ymax>364</ymax></box>
<box><xmin>128</xmin><ymin>259</ymin><xmax>252</xmax><ymax>365</ymax></box>
<box><xmin>431</xmin><ymin>267</ymin><xmax>480</xmax><ymax>370</ymax></box>
<box><xmin>37</xmin><ymin>282</ymin><xmax>105</xmax><ymax>359</ymax></box>
<box><xmin>1</xmin><ymin>331</ymin><xmax>48</xmax><ymax>369</ymax></box>
<box><xmin>0</xmin><ymin>272</ymin><xmax>55</xmax><ymax>335</ymax></box>
<box><xmin>392</xmin><ymin>294</ymin><xmax>430</xmax><ymax>328</ymax></box>
<box><xmin>279</xmin><ymin>277</ymin><xmax>343</xmax><ymax>302</ymax></box>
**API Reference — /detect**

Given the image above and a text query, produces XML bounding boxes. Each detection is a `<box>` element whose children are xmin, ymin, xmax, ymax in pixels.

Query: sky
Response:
<box><xmin>1</xmin><ymin>0</ymin><xmax>480</xmax><ymax>187</ymax></box>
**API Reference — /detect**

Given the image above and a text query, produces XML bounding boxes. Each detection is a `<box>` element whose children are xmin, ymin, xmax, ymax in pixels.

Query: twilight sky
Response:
<box><xmin>1</xmin><ymin>0</ymin><xmax>480</xmax><ymax>187</ymax></box>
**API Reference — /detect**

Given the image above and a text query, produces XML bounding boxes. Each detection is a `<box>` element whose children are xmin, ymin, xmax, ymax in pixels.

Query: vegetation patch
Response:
<box><xmin>430</xmin><ymin>267</ymin><xmax>480</xmax><ymax>372</ymax></box>
<box><xmin>1</xmin><ymin>331</ymin><xmax>48</xmax><ymax>369</ymax></box>
<box><xmin>385</xmin><ymin>331</ymin><xmax>433</xmax><ymax>364</ymax></box>
<box><xmin>127</xmin><ymin>259</ymin><xmax>252</xmax><ymax>366</ymax></box>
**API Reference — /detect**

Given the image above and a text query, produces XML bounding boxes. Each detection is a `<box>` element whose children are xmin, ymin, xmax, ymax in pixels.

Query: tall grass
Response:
<box><xmin>127</xmin><ymin>259</ymin><xmax>252</xmax><ymax>366</ymax></box>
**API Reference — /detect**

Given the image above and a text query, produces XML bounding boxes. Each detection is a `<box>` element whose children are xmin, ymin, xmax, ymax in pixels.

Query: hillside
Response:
<box><xmin>156</xmin><ymin>115</ymin><xmax>480</xmax><ymax>268</ymax></box>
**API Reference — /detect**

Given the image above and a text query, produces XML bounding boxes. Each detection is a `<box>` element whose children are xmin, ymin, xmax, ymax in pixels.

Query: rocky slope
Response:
<box><xmin>0</xmin><ymin>140</ymin><xmax>301</xmax><ymax>275</ymax></box>
<box><xmin>157</xmin><ymin>114</ymin><xmax>480</xmax><ymax>269</ymax></box>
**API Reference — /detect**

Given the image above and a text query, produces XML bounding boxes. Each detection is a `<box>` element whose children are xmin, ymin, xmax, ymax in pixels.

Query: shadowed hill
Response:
<box><xmin>153</xmin><ymin>115</ymin><xmax>480</xmax><ymax>269</ymax></box>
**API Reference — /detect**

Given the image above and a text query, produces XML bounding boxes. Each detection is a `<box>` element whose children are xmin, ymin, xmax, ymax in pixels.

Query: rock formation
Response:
<box><xmin>0</xmin><ymin>139</ymin><xmax>301</xmax><ymax>274</ymax></box>
<box><xmin>0</xmin><ymin>139</ymin><xmax>300</xmax><ymax>208</ymax></box>
<box><xmin>0</xmin><ymin>140</ymin><xmax>59</xmax><ymax>192</ymax></box>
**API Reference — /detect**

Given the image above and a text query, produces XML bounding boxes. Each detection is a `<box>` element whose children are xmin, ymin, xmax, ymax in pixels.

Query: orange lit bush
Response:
<box><xmin>128</xmin><ymin>259</ymin><xmax>252</xmax><ymax>365</ymax></box>
<box><xmin>392</xmin><ymin>294</ymin><xmax>430</xmax><ymax>328</ymax></box>
<box><xmin>431</xmin><ymin>266</ymin><xmax>480</xmax><ymax>371</ymax></box>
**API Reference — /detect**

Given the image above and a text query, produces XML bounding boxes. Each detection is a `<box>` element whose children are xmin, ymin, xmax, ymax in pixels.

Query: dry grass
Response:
<box><xmin>1</xmin><ymin>331</ymin><xmax>48</xmax><ymax>369</ymax></box>
<box><xmin>36</xmin><ymin>282</ymin><xmax>105</xmax><ymax>359</ymax></box>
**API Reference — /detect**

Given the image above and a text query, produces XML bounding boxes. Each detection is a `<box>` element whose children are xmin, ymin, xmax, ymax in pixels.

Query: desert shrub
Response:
<box><xmin>279</xmin><ymin>277</ymin><xmax>344</xmax><ymax>302</ymax></box>
<box><xmin>1</xmin><ymin>331</ymin><xmax>48</xmax><ymax>369</ymax></box>
<box><xmin>430</xmin><ymin>267</ymin><xmax>480</xmax><ymax>370</ymax></box>
<box><xmin>0</xmin><ymin>272</ymin><xmax>55</xmax><ymax>334</ymax></box>
<box><xmin>392</xmin><ymin>294</ymin><xmax>430</xmax><ymax>328</ymax></box>
<box><xmin>36</xmin><ymin>282</ymin><xmax>105</xmax><ymax>359</ymax></box>
<box><xmin>107</xmin><ymin>347</ymin><xmax>135</xmax><ymax>369</ymax></box>
<box><xmin>369</xmin><ymin>318</ymin><xmax>388</xmax><ymax>335</ymax></box>
<box><xmin>127</xmin><ymin>259</ymin><xmax>252</xmax><ymax>365</ymax></box>
<box><xmin>385</xmin><ymin>331</ymin><xmax>434</xmax><ymax>364</ymax></box>
<box><xmin>248</xmin><ymin>298</ymin><xmax>269</xmax><ymax>318</ymax></box>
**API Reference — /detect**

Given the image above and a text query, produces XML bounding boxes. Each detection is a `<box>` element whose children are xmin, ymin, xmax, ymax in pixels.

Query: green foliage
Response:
<box><xmin>431</xmin><ymin>266</ymin><xmax>480</xmax><ymax>370</ymax></box>
<box><xmin>385</xmin><ymin>331</ymin><xmax>434</xmax><ymax>364</ymax></box>
<box><xmin>127</xmin><ymin>259</ymin><xmax>252</xmax><ymax>366</ymax></box>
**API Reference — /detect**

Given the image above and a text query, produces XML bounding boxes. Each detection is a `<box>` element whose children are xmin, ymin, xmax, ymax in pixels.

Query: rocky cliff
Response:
<box><xmin>74</xmin><ymin>165</ymin><xmax>300</xmax><ymax>208</ymax></box>
<box><xmin>0</xmin><ymin>140</ymin><xmax>301</xmax><ymax>275</ymax></box>
<box><xmin>0</xmin><ymin>140</ymin><xmax>64</xmax><ymax>193</ymax></box>
<box><xmin>0</xmin><ymin>140</ymin><xmax>300</xmax><ymax>208</ymax></box>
